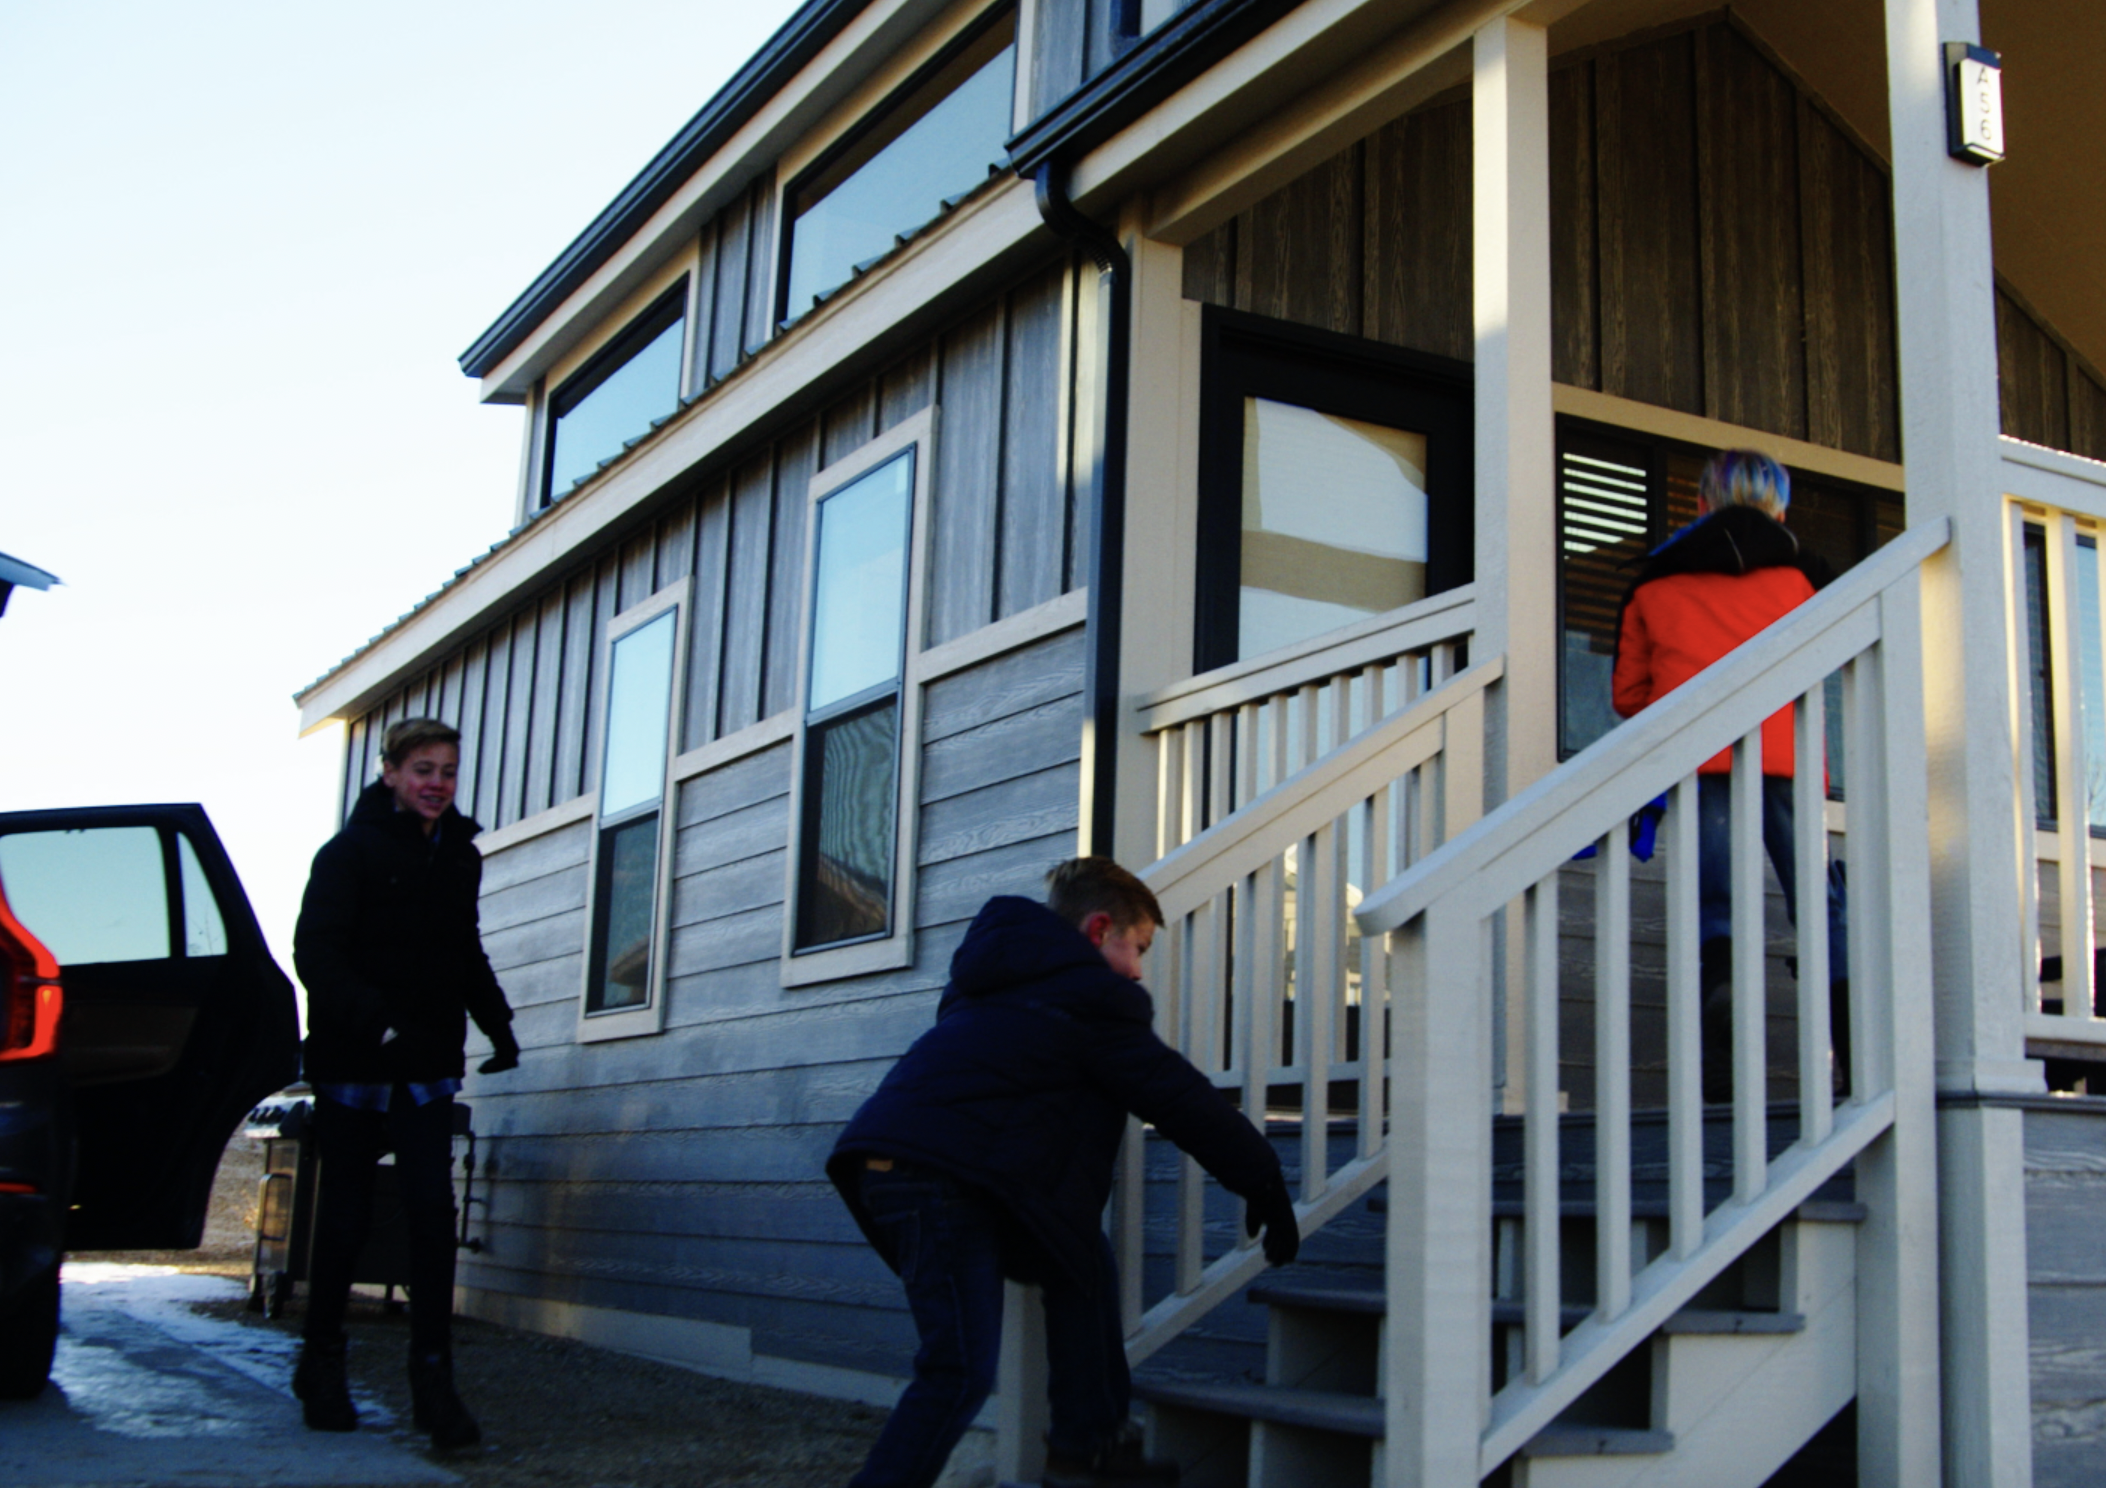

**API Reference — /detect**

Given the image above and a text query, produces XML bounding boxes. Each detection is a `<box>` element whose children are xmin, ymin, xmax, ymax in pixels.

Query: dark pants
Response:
<box><xmin>849</xmin><ymin>1164</ymin><xmax>1128</xmax><ymax>1488</ymax></box>
<box><xmin>304</xmin><ymin>1089</ymin><xmax>459</xmax><ymax>1358</ymax></box>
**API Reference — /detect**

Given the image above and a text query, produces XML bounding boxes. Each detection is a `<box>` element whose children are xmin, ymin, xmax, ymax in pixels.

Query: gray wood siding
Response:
<box><xmin>2025</xmin><ymin>1103</ymin><xmax>2106</xmax><ymax>1486</ymax></box>
<box><xmin>451</xmin><ymin>626</ymin><xmax>1084</xmax><ymax>1378</ymax></box>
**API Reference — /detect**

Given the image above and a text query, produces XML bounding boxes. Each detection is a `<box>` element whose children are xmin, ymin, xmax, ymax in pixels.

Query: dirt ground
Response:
<box><xmin>88</xmin><ymin>1139</ymin><xmax>909</xmax><ymax>1488</ymax></box>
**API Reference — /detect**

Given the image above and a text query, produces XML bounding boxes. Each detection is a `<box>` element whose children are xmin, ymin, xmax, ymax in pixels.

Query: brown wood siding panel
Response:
<box><xmin>744</xmin><ymin>174</ymin><xmax>778</xmax><ymax>359</ymax></box>
<box><xmin>1596</xmin><ymin>33</ymin><xmax>1703</xmax><ymax>414</ymax></box>
<box><xmin>437</xmin><ymin>656</ymin><xmax>465</xmax><ymax>732</ymax></box>
<box><xmin>718</xmin><ymin>454</ymin><xmax>776</xmax><ymax>734</ymax></box>
<box><xmin>618</xmin><ymin>530</ymin><xmax>656</xmax><ymax>612</ymax></box>
<box><xmin>711</xmin><ymin>191</ymin><xmax>754</xmax><ymax>384</ymax></box>
<box><xmin>930</xmin><ymin>300</ymin><xmax>1006</xmax><ymax>646</ymax></box>
<box><xmin>1699</xmin><ymin>27</ymin><xmax>1806</xmax><ymax>439</ymax></box>
<box><xmin>456</xmin><ymin>640</ymin><xmax>488</xmax><ymax>816</ymax></box>
<box><xmin>685</xmin><ymin>483</ymin><xmax>730</xmax><ymax>753</ymax></box>
<box><xmin>1183</xmin><ymin>223</ymin><xmax>1234</xmax><ymax>307</ymax></box>
<box><xmin>524</xmin><ymin>591</ymin><xmax>565</xmax><ymax>818</ymax></box>
<box><xmin>500</xmin><ymin>609</ymin><xmax>537</xmax><ymax>828</ymax></box>
<box><xmin>766</xmin><ymin>424</ymin><xmax>821</xmax><ymax>720</ymax></box>
<box><xmin>880</xmin><ymin>345</ymin><xmax>937</xmax><ymax>430</ymax></box>
<box><xmin>475</xmin><ymin>621</ymin><xmax>511</xmax><ymax>828</ymax></box>
<box><xmin>1798</xmin><ymin>100</ymin><xmax>1900</xmax><ymax>461</ymax></box>
<box><xmin>822</xmin><ymin>383</ymin><xmax>878</xmax><ymax>468</ymax></box>
<box><xmin>999</xmin><ymin>264</ymin><xmax>1069</xmax><ymax>617</ymax></box>
<box><xmin>1238</xmin><ymin>145</ymin><xmax>1362</xmax><ymax>337</ymax></box>
<box><xmin>1031</xmin><ymin>0</ymin><xmax>1088</xmax><ymax>121</ymax></box>
<box><xmin>1363</xmin><ymin>103</ymin><xmax>1470</xmax><ymax>362</ymax></box>
<box><xmin>2072</xmin><ymin>367</ymin><xmax>2106</xmax><ymax>463</ymax></box>
<box><xmin>1549</xmin><ymin>63</ymin><xmax>1599</xmax><ymax>389</ymax></box>
<box><xmin>656</xmin><ymin>500</ymin><xmax>697</xmax><ymax>593</ymax></box>
<box><xmin>554</xmin><ymin>571</ymin><xmax>596</xmax><ymax>802</ymax></box>
<box><xmin>342</xmin><ymin>717</ymin><xmax>367</xmax><ymax>822</ymax></box>
<box><xmin>1999</xmin><ymin>287</ymin><xmax>2070</xmax><ymax>450</ymax></box>
<box><xmin>581</xmin><ymin>554</ymin><xmax>620</xmax><ymax>793</ymax></box>
<box><xmin>691</xmin><ymin>220</ymin><xmax>720</xmax><ymax>393</ymax></box>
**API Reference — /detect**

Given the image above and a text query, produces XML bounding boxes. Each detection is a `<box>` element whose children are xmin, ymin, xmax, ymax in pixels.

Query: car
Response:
<box><xmin>0</xmin><ymin>804</ymin><xmax>299</xmax><ymax>1397</ymax></box>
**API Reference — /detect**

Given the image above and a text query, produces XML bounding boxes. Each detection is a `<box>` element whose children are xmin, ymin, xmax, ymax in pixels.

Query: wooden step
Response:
<box><xmin>1134</xmin><ymin>1379</ymin><xmax>1384</xmax><ymax>1438</ymax></box>
<box><xmin>1247</xmin><ymin>1279</ymin><xmax>1804</xmax><ymax>1336</ymax></box>
<box><xmin>1521</xmin><ymin>1426</ymin><xmax>1676</xmax><ymax>1458</ymax></box>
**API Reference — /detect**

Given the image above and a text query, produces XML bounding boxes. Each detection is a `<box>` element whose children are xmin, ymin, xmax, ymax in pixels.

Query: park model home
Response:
<box><xmin>296</xmin><ymin>0</ymin><xmax>2106</xmax><ymax>1482</ymax></box>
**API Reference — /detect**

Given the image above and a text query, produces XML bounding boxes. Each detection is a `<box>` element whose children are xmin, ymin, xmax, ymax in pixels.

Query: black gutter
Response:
<box><xmin>1006</xmin><ymin>0</ymin><xmax>1299</xmax><ymax>180</ymax></box>
<box><xmin>1033</xmin><ymin>162</ymin><xmax>1129</xmax><ymax>859</ymax></box>
<box><xmin>459</xmin><ymin>0</ymin><xmax>872</xmax><ymax>380</ymax></box>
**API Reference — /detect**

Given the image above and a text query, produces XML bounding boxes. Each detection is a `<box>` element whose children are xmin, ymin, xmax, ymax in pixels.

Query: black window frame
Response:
<box><xmin>1194</xmin><ymin>306</ymin><xmax>1474</xmax><ymax>675</ymax></box>
<box><xmin>539</xmin><ymin>282</ymin><xmax>688</xmax><ymax>511</ymax></box>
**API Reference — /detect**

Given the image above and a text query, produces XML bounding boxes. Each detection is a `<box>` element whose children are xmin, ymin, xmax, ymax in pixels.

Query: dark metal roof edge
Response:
<box><xmin>1004</xmin><ymin>0</ymin><xmax>1301</xmax><ymax>179</ymax></box>
<box><xmin>0</xmin><ymin>551</ymin><xmax>60</xmax><ymax>590</ymax></box>
<box><xmin>458</xmin><ymin>0</ymin><xmax>872</xmax><ymax>380</ymax></box>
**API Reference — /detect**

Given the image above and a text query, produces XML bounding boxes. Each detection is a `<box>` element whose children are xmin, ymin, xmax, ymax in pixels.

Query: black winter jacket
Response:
<box><xmin>293</xmin><ymin>780</ymin><xmax>514</xmax><ymax>1084</ymax></box>
<box><xmin>828</xmin><ymin>896</ymin><xmax>1284</xmax><ymax>1289</ymax></box>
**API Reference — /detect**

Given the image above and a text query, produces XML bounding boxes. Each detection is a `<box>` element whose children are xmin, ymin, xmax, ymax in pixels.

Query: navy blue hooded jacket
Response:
<box><xmin>827</xmin><ymin>895</ymin><xmax>1284</xmax><ymax>1288</ymax></box>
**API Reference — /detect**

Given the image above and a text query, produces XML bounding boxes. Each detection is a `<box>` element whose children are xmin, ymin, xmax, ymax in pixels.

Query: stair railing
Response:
<box><xmin>1117</xmin><ymin>587</ymin><xmax>1487</xmax><ymax>1362</ymax></box>
<box><xmin>1358</xmin><ymin>519</ymin><xmax>1949</xmax><ymax>1484</ymax></box>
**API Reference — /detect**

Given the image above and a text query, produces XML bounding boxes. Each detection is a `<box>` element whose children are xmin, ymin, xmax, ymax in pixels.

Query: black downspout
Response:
<box><xmin>1033</xmin><ymin>161</ymin><xmax>1130</xmax><ymax>859</ymax></box>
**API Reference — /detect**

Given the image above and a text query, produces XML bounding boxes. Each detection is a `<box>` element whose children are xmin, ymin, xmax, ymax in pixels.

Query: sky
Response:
<box><xmin>0</xmin><ymin>0</ymin><xmax>804</xmax><ymax>978</ymax></box>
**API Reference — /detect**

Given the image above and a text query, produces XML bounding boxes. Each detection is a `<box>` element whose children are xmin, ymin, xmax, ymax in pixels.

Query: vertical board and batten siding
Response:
<box><xmin>1183</xmin><ymin>19</ymin><xmax>1907</xmax><ymax>462</ymax></box>
<box><xmin>451</xmin><ymin>625</ymin><xmax>1087</xmax><ymax>1375</ymax></box>
<box><xmin>1999</xmin><ymin>283</ymin><xmax>2106</xmax><ymax>463</ymax></box>
<box><xmin>331</xmin><ymin>261</ymin><xmax>1090</xmax><ymax>1376</ymax></box>
<box><xmin>2024</xmin><ymin>1101</ymin><xmax>2106</xmax><ymax>1486</ymax></box>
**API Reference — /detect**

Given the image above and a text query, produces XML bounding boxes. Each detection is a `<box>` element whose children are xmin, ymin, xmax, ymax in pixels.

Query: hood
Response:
<box><xmin>1632</xmin><ymin>505</ymin><xmax>1830</xmax><ymax>589</ymax></box>
<box><xmin>938</xmin><ymin>895</ymin><xmax>1153</xmax><ymax>1024</ymax></box>
<box><xmin>349</xmin><ymin>778</ymin><xmax>481</xmax><ymax>842</ymax></box>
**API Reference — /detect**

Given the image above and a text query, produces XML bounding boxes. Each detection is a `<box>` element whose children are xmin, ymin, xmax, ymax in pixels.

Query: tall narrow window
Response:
<box><xmin>542</xmin><ymin>287</ymin><xmax>686</xmax><ymax>508</ymax></box>
<box><xmin>581</xmin><ymin>583</ymin><xmax>687</xmax><ymax>1036</ymax></box>
<box><xmin>784</xmin><ymin>411</ymin><xmax>933</xmax><ymax>984</ymax></box>
<box><xmin>780</xmin><ymin>13</ymin><xmax>1015</xmax><ymax>323</ymax></box>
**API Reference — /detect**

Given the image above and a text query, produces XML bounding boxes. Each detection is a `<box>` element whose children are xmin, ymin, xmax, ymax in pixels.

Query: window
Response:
<box><xmin>0</xmin><ymin>824</ymin><xmax>225</xmax><ymax>965</ymax></box>
<box><xmin>1556</xmin><ymin>421</ymin><xmax>1903</xmax><ymax>759</ymax></box>
<box><xmin>541</xmin><ymin>286</ymin><xmax>686</xmax><ymax>509</ymax></box>
<box><xmin>783</xmin><ymin>411</ymin><xmax>934</xmax><ymax>984</ymax></box>
<box><xmin>579</xmin><ymin>581</ymin><xmax>689</xmax><ymax>1038</ymax></box>
<box><xmin>1196</xmin><ymin>310</ymin><xmax>1472</xmax><ymax>672</ymax></box>
<box><xmin>779</xmin><ymin>13</ymin><xmax>1015</xmax><ymax>325</ymax></box>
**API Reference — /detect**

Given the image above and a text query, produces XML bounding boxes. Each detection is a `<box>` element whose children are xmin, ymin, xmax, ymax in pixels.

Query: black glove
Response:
<box><xmin>478</xmin><ymin>1026</ymin><xmax>521</xmax><ymax>1075</ymax></box>
<box><xmin>1245</xmin><ymin>1179</ymin><xmax>1300</xmax><ymax>1267</ymax></box>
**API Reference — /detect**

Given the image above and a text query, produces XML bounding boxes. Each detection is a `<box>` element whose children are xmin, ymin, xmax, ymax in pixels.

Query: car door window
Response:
<box><xmin>0</xmin><ymin>826</ymin><xmax>170</xmax><ymax>966</ymax></box>
<box><xmin>176</xmin><ymin>833</ymin><xmax>227</xmax><ymax>957</ymax></box>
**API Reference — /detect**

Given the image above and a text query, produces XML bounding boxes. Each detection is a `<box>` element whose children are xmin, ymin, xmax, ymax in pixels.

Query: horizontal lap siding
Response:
<box><xmin>452</xmin><ymin>625</ymin><xmax>1083</xmax><ymax>1377</ymax></box>
<box><xmin>2025</xmin><ymin>1107</ymin><xmax>2106</xmax><ymax>1485</ymax></box>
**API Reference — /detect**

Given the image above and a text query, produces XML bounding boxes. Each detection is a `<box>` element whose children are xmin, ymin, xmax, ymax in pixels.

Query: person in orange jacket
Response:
<box><xmin>1612</xmin><ymin>449</ymin><xmax>1847</xmax><ymax>1099</ymax></box>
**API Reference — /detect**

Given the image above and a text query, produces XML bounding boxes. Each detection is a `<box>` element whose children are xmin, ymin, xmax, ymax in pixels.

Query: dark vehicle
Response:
<box><xmin>0</xmin><ymin>805</ymin><xmax>299</xmax><ymax>1396</ymax></box>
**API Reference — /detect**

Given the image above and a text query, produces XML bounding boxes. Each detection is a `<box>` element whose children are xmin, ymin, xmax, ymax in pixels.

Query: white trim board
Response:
<box><xmin>1553</xmin><ymin>384</ymin><xmax>1907</xmax><ymax>492</ymax></box>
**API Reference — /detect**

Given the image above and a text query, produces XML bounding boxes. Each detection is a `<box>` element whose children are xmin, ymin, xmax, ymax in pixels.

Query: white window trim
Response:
<box><xmin>780</xmin><ymin>406</ymin><xmax>938</xmax><ymax>988</ymax></box>
<box><xmin>576</xmin><ymin>576</ymin><xmax>692</xmax><ymax>1042</ymax></box>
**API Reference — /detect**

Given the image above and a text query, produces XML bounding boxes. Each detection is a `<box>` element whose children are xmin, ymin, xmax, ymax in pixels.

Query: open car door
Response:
<box><xmin>0</xmin><ymin>804</ymin><xmax>298</xmax><ymax>1250</ymax></box>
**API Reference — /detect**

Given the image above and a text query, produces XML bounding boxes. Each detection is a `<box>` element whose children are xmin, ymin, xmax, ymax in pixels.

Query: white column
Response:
<box><xmin>1882</xmin><ymin>1</ymin><xmax>2040</xmax><ymax>1484</ymax></box>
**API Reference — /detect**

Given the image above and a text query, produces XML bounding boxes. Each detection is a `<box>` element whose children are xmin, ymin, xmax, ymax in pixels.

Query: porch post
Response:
<box><xmin>1882</xmin><ymin>1</ymin><xmax>2041</xmax><ymax>1485</ymax></box>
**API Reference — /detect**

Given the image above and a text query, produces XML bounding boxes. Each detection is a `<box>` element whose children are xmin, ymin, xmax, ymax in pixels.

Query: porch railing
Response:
<box><xmin>2003</xmin><ymin>436</ymin><xmax>2106</xmax><ymax>1049</ymax></box>
<box><xmin>1358</xmin><ymin>518</ymin><xmax>1947</xmax><ymax>1480</ymax></box>
<box><xmin>1118</xmin><ymin>589</ymin><xmax>1488</xmax><ymax>1361</ymax></box>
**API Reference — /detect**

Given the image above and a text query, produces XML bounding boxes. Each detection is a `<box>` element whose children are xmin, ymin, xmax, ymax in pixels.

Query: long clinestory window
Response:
<box><xmin>778</xmin><ymin>11</ymin><xmax>1015</xmax><ymax>324</ymax></box>
<box><xmin>784</xmin><ymin>412</ymin><xmax>933</xmax><ymax>982</ymax></box>
<box><xmin>580</xmin><ymin>581</ymin><xmax>688</xmax><ymax>1037</ymax></box>
<box><xmin>1195</xmin><ymin>311</ymin><xmax>1472</xmax><ymax>671</ymax></box>
<box><xmin>541</xmin><ymin>285</ymin><xmax>686</xmax><ymax>508</ymax></box>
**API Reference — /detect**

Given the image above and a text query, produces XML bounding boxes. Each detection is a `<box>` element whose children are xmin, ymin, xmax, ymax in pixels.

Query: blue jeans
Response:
<box><xmin>1696</xmin><ymin>775</ymin><xmax>1847</xmax><ymax>974</ymax></box>
<box><xmin>850</xmin><ymin>1164</ymin><xmax>1128</xmax><ymax>1487</ymax></box>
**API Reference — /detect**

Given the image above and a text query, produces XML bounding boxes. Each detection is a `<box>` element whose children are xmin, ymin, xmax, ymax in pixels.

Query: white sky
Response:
<box><xmin>0</xmin><ymin>0</ymin><xmax>804</xmax><ymax>980</ymax></box>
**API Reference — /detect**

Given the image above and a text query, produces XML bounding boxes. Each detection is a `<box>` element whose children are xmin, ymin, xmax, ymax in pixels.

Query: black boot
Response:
<box><xmin>292</xmin><ymin>1336</ymin><xmax>357</xmax><ymax>1432</ymax></box>
<box><xmin>408</xmin><ymin>1349</ymin><xmax>481</xmax><ymax>1450</ymax></box>
<box><xmin>1043</xmin><ymin>1420</ymin><xmax>1180</xmax><ymax>1485</ymax></box>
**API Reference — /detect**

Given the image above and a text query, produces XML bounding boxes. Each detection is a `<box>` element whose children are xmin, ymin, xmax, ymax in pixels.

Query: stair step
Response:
<box><xmin>1134</xmin><ymin>1379</ymin><xmax>1384</xmax><ymax>1438</ymax></box>
<box><xmin>1660</xmin><ymin>1307</ymin><xmax>1806</xmax><ymax>1335</ymax></box>
<box><xmin>1370</xmin><ymin>1193</ymin><xmax>1866</xmax><ymax>1222</ymax></box>
<box><xmin>1247</xmin><ymin>1280</ymin><xmax>1385</xmax><ymax>1315</ymax></box>
<box><xmin>1521</xmin><ymin>1426</ymin><xmax>1676</xmax><ymax>1458</ymax></box>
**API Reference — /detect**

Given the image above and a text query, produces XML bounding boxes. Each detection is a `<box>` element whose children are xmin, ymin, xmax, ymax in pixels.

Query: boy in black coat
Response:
<box><xmin>290</xmin><ymin>718</ymin><xmax>519</xmax><ymax>1448</ymax></box>
<box><xmin>828</xmin><ymin>858</ymin><xmax>1299</xmax><ymax>1488</ymax></box>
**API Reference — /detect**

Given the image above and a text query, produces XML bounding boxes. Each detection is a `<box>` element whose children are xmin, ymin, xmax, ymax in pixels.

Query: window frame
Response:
<box><xmin>773</xmin><ymin>6</ymin><xmax>1017</xmax><ymax>331</ymax></box>
<box><xmin>538</xmin><ymin>281</ymin><xmax>690</xmax><ymax>512</ymax></box>
<box><xmin>779</xmin><ymin>407</ymin><xmax>937</xmax><ymax>987</ymax></box>
<box><xmin>1193</xmin><ymin>307</ymin><xmax>1474</xmax><ymax>675</ymax></box>
<box><xmin>575</xmin><ymin>577</ymin><xmax>692</xmax><ymax>1042</ymax></box>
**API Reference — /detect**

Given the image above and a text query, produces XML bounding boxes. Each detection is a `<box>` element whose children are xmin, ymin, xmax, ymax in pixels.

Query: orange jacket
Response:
<box><xmin>1611</xmin><ymin>518</ymin><xmax>1817</xmax><ymax>776</ymax></box>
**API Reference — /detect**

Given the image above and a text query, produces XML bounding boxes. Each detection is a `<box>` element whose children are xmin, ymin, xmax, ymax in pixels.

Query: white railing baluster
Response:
<box><xmin>1525</xmin><ymin>874</ymin><xmax>1561</xmax><ymax>1384</ymax></box>
<box><xmin>1249</xmin><ymin>856</ymin><xmax>1282</xmax><ymax>1119</ymax></box>
<box><xmin>1595</xmin><ymin>822</ymin><xmax>1632</xmax><ymax>1321</ymax></box>
<box><xmin>1236</xmin><ymin>703</ymin><xmax>1260</xmax><ymax>815</ymax></box>
<box><xmin>1795</xmin><ymin>684</ymin><xmax>1833</xmax><ymax>1142</ymax></box>
<box><xmin>1731</xmin><ymin>730</ymin><xmax>1767</xmax><ymax>1206</ymax></box>
<box><xmin>1667</xmin><ymin>776</ymin><xmax>1704</xmax><ymax>1258</ymax></box>
<box><xmin>1301</xmin><ymin>821</ymin><xmax>1339</xmax><ymax>1201</ymax></box>
<box><xmin>1177</xmin><ymin>894</ymin><xmax>1215</xmax><ymax>1293</ymax></box>
<box><xmin>2046</xmin><ymin>515</ymin><xmax>2097</xmax><ymax>1022</ymax></box>
<box><xmin>1842</xmin><ymin>654</ymin><xmax>1879</xmax><ymax>1097</ymax></box>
